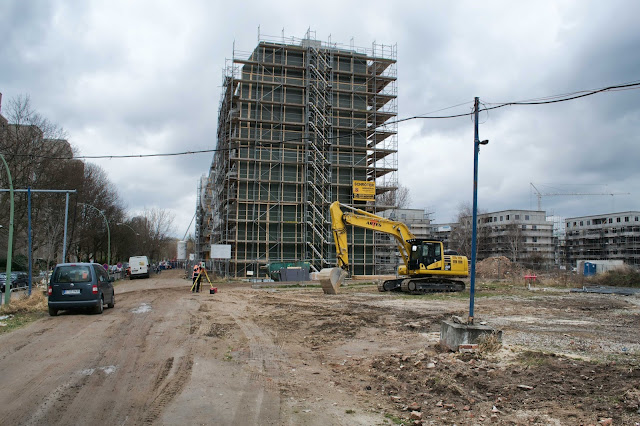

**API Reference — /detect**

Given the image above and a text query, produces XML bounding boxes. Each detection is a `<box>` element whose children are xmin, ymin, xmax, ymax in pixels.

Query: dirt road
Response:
<box><xmin>0</xmin><ymin>271</ymin><xmax>639</xmax><ymax>425</ymax></box>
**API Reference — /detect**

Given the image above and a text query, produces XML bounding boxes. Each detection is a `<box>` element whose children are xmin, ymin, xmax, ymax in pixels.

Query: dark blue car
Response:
<box><xmin>47</xmin><ymin>263</ymin><xmax>115</xmax><ymax>316</ymax></box>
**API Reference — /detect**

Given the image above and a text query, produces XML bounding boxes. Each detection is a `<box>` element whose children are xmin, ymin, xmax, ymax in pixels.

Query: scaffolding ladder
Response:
<box><xmin>304</xmin><ymin>42</ymin><xmax>333</xmax><ymax>271</ymax></box>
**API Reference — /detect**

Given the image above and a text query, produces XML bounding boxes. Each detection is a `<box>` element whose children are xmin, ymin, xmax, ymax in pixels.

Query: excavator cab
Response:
<box><xmin>408</xmin><ymin>240</ymin><xmax>443</xmax><ymax>272</ymax></box>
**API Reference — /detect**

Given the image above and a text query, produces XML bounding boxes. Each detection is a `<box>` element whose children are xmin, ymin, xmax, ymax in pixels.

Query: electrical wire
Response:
<box><xmin>482</xmin><ymin>80</ymin><xmax>640</xmax><ymax>110</ymax></box>
<box><xmin>3</xmin><ymin>80</ymin><xmax>639</xmax><ymax>161</ymax></box>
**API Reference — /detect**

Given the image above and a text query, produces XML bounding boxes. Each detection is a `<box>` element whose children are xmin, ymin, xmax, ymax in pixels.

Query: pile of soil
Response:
<box><xmin>345</xmin><ymin>347</ymin><xmax>640</xmax><ymax>425</ymax></box>
<box><xmin>475</xmin><ymin>256</ymin><xmax>520</xmax><ymax>279</ymax></box>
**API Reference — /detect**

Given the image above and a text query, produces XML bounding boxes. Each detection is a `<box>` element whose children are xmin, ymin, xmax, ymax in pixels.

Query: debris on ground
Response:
<box><xmin>475</xmin><ymin>256</ymin><xmax>519</xmax><ymax>279</ymax></box>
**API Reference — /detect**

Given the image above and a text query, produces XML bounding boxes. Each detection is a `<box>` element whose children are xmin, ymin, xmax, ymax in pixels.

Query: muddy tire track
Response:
<box><xmin>143</xmin><ymin>353</ymin><xmax>194</xmax><ymax>424</ymax></box>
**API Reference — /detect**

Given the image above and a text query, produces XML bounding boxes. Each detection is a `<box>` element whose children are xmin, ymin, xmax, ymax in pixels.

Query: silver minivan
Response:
<box><xmin>47</xmin><ymin>263</ymin><xmax>115</xmax><ymax>316</ymax></box>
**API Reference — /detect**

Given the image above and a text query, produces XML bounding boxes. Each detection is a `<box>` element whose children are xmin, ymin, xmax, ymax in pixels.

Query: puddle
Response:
<box><xmin>80</xmin><ymin>365</ymin><xmax>117</xmax><ymax>376</ymax></box>
<box><xmin>132</xmin><ymin>303</ymin><xmax>152</xmax><ymax>314</ymax></box>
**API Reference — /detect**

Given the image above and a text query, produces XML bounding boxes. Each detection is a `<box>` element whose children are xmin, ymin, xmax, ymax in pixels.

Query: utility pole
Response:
<box><xmin>0</xmin><ymin>188</ymin><xmax>77</xmax><ymax>292</ymax></box>
<box><xmin>469</xmin><ymin>97</ymin><xmax>489</xmax><ymax>324</ymax></box>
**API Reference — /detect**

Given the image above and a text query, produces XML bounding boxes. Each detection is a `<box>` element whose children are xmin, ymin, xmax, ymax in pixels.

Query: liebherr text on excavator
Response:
<box><xmin>328</xmin><ymin>201</ymin><xmax>469</xmax><ymax>294</ymax></box>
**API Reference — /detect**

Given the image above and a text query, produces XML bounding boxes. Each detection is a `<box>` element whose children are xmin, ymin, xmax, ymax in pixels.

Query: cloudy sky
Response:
<box><xmin>1</xmin><ymin>0</ymin><xmax>638</xmax><ymax>236</ymax></box>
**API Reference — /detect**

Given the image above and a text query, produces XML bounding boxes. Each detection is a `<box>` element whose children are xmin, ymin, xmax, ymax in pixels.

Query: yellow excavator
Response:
<box><xmin>319</xmin><ymin>201</ymin><xmax>469</xmax><ymax>294</ymax></box>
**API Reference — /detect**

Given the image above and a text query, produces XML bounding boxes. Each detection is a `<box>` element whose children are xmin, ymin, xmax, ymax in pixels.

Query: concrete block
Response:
<box><xmin>440</xmin><ymin>320</ymin><xmax>502</xmax><ymax>351</ymax></box>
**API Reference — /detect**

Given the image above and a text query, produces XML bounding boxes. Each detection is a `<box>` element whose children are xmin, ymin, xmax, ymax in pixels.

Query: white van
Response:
<box><xmin>129</xmin><ymin>256</ymin><xmax>150</xmax><ymax>279</ymax></box>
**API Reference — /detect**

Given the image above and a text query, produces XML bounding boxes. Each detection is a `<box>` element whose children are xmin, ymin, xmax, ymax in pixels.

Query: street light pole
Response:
<box><xmin>117</xmin><ymin>222</ymin><xmax>139</xmax><ymax>236</ymax></box>
<box><xmin>116</xmin><ymin>222</ymin><xmax>140</xmax><ymax>258</ymax></box>
<box><xmin>79</xmin><ymin>203</ymin><xmax>110</xmax><ymax>266</ymax></box>
<box><xmin>0</xmin><ymin>153</ymin><xmax>14</xmax><ymax>305</ymax></box>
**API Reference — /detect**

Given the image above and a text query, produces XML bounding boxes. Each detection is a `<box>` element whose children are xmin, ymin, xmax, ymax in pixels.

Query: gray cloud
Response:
<box><xmin>1</xmin><ymin>0</ymin><xmax>638</xmax><ymax>236</ymax></box>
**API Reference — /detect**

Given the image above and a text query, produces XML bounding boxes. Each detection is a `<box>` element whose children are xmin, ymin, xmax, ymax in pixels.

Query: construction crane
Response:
<box><xmin>530</xmin><ymin>183</ymin><xmax>630</xmax><ymax>211</ymax></box>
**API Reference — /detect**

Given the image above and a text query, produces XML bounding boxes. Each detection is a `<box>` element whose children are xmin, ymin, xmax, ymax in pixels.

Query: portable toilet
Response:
<box><xmin>583</xmin><ymin>262</ymin><xmax>596</xmax><ymax>277</ymax></box>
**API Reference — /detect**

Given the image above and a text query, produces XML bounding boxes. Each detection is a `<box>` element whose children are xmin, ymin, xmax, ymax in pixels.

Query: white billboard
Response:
<box><xmin>177</xmin><ymin>241</ymin><xmax>187</xmax><ymax>260</ymax></box>
<box><xmin>211</xmin><ymin>244</ymin><xmax>231</xmax><ymax>259</ymax></box>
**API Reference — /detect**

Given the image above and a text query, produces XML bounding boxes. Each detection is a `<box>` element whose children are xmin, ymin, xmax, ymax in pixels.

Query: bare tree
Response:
<box><xmin>0</xmin><ymin>94</ymin><xmax>82</xmax><ymax>264</ymax></box>
<box><xmin>376</xmin><ymin>183</ymin><xmax>412</xmax><ymax>209</ymax></box>
<box><xmin>504</xmin><ymin>223</ymin><xmax>525</xmax><ymax>262</ymax></box>
<box><xmin>449</xmin><ymin>202</ymin><xmax>490</xmax><ymax>258</ymax></box>
<box><xmin>68</xmin><ymin>163</ymin><xmax>126</xmax><ymax>263</ymax></box>
<box><xmin>131</xmin><ymin>207</ymin><xmax>175</xmax><ymax>262</ymax></box>
<box><xmin>450</xmin><ymin>203</ymin><xmax>473</xmax><ymax>257</ymax></box>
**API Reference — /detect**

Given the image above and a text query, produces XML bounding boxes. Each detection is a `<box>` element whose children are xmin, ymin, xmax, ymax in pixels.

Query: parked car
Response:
<box><xmin>47</xmin><ymin>263</ymin><xmax>115</xmax><ymax>316</ymax></box>
<box><xmin>0</xmin><ymin>272</ymin><xmax>29</xmax><ymax>292</ymax></box>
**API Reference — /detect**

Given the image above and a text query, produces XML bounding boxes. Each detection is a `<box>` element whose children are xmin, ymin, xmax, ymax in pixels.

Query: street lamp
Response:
<box><xmin>117</xmin><ymin>222</ymin><xmax>140</xmax><ymax>236</ymax></box>
<box><xmin>116</xmin><ymin>222</ymin><xmax>140</xmax><ymax>259</ymax></box>
<box><xmin>0</xmin><ymin>153</ymin><xmax>15</xmax><ymax>305</ymax></box>
<box><xmin>78</xmin><ymin>203</ymin><xmax>110</xmax><ymax>266</ymax></box>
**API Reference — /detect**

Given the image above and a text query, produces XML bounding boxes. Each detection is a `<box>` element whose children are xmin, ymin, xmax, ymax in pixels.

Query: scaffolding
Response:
<box><xmin>203</xmin><ymin>30</ymin><xmax>398</xmax><ymax>277</ymax></box>
<box><xmin>565</xmin><ymin>212</ymin><xmax>640</xmax><ymax>267</ymax></box>
<box><xmin>194</xmin><ymin>178</ymin><xmax>202</xmax><ymax>259</ymax></box>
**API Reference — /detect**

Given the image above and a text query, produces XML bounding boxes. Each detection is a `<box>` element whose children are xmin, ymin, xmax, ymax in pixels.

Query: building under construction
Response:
<box><xmin>198</xmin><ymin>31</ymin><xmax>398</xmax><ymax>277</ymax></box>
<box><xmin>565</xmin><ymin>212</ymin><xmax>640</xmax><ymax>267</ymax></box>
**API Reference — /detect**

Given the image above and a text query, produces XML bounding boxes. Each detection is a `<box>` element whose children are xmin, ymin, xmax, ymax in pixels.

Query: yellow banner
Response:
<box><xmin>353</xmin><ymin>180</ymin><xmax>375</xmax><ymax>201</ymax></box>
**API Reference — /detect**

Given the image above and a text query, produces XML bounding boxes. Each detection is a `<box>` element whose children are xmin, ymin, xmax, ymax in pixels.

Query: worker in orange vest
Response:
<box><xmin>192</xmin><ymin>263</ymin><xmax>201</xmax><ymax>293</ymax></box>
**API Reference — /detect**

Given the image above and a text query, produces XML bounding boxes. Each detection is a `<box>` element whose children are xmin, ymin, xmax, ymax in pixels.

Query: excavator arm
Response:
<box><xmin>320</xmin><ymin>201</ymin><xmax>468</xmax><ymax>295</ymax></box>
<box><xmin>330</xmin><ymin>201</ymin><xmax>415</xmax><ymax>271</ymax></box>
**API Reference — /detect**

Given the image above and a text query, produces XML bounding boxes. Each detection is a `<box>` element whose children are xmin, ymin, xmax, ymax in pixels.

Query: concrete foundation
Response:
<box><xmin>440</xmin><ymin>320</ymin><xmax>502</xmax><ymax>351</ymax></box>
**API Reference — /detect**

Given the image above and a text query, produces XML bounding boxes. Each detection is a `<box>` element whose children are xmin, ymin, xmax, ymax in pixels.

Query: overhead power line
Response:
<box><xmin>4</xmin><ymin>80</ymin><xmax>639</xmax><ymax>161</ymax></box>
<box><xmin>482</xmin><ymin>80</ymin><xmax>640</xmax><ymax>111</ymax></box>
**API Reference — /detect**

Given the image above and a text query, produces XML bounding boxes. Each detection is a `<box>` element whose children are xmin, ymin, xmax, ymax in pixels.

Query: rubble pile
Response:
<box><xmin>475</xmin><ymin>256</ymin><xmax>520</xmax><ymax>279</ymax></box>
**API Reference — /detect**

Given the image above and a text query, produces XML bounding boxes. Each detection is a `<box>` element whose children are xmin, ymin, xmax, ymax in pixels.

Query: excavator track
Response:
<box><xmin>399</xmin><ymin>278</ymin><xmax>465</xmax><ymax>294</ymax></box>
<box><xmin>379</xmin><ymin>278</ymin><xmax>403</xmax><ymax>292</ymax></box>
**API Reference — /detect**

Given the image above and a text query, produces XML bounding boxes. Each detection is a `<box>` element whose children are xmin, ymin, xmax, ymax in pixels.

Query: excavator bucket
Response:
<box><xmin>317</xmin><ymin>268</ymin><xmax>347</xmax><ymax>294</ymax></box>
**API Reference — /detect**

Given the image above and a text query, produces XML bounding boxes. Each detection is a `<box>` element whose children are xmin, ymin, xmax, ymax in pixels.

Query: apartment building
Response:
<box><xmin>476</xmin><ymin>210</ymin><xmax>554</xmax><ymax>262</ymax></box>
<box><xmin>565</xmin><ymin>212</ymin><xmax>640</xmax><ymax>266</ymax></box>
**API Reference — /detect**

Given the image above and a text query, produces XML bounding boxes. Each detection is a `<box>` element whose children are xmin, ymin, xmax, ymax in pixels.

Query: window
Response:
<box><xmin>609</xmin><ymin>218</ymin><xmax>613</xmax><ymax>224</ymax></box>
<box><xmin>635</xmin><ymin>217</ymin><xmax>639</xmax><ymax>222</ymax></box>
<box><xmin>494</xmin><ymin>217</ymin><xmax>497</xmax><ymax>222</ymax></box>
<box><xmin>580</xmin><ymin>221</ymin><xmax>583</xmax><ymax>226</ymax></box>
<box><xmin>525</xmin><ymin>215</ymin><xmax>530</xmax><ymax>220</ymax></box>
<box><xmin>54</xmin><ymin>265</ymin><xmax>92</xmax><ymax>283</ymax></box>
<box><xmin>94</xmin><ymin>265</ymin><xmax>109</xmax><ymax>283</ymax></box>
<box><xmin>617</xmin><ymin>217</ymin><xmax>621</xmax><ymax>223</ymax></box>
<box><xmin>532</xmin><ymin>225</ymin><xmax>537</xmax><ymax>230</ymax></box>
<box><xmin>532</xmin><ymin>237</ymin><xmax>538</xmax><ymax>242</ymax></box>
<box><xmin>587</xmin><ymin>220</ymin><xmax>591</xmax><ymax>225</ymax></box>
<box><xmin>506</xmin><ymin>215</ymin><xmax>510</xmax><ymax>220</ymax></box>
<box><xmin>515</xmin><ymin>215</ymin><xmax>520</xmax><ymax>220</ymax></box>
<box><xmin>625</xmin><ymin>217</ymin><xmax>629</xmax><ymax>222</ymax></box>
<box><xmin>522</xmin><ymin>225</ymin><xmax>527</xmax><ymax>230</ymax></box>
<box><xmin>573</xmin><ymin>221</ymin><xmax>577</xmax><ymax>226</ymax></box>
<box><xmin>500</xmin><ymin>216</ymin><xmax>503</xmax><ymax>221</ymax></box>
